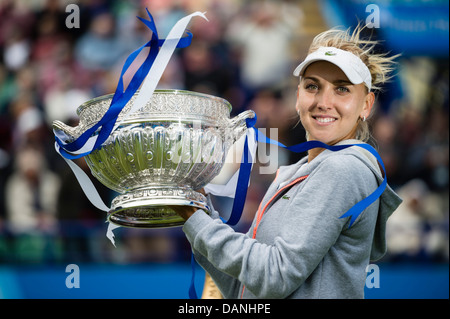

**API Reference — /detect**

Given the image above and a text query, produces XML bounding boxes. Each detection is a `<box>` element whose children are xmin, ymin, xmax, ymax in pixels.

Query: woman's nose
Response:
<box><xmin>316</xmin><ymin>88</ymin><xmax>333</xmax><ymax>111</ymax></box>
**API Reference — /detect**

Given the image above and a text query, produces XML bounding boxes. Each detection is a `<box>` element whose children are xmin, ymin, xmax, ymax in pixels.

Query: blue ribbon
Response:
<box><xmin>55</xmin><ymin>8</ymin><xmax>193</xmax><ymax>159</ymax></box>
<box><xmin>226</xmin><ymin>120</ymin><xmax>387</xmax><ymax>229</ymax></box>
<box><xmin>189</xmin><ymin>115</ymin><xmax>387</xmax><ymax>298</ymax></box>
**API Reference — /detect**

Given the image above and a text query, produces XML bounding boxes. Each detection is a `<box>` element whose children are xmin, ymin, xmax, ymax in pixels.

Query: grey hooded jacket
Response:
<box><xmin>182</xmin><ymin>140</ymin><xmax>402</xmax><ymax>299</ymax></box>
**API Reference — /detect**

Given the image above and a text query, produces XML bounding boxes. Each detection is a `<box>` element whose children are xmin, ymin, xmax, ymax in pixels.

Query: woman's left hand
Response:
<box><xmin>169</xmin><ymin>188</ymin><xmax>206</xmax><ymax>221</ymax></box>
<box><xmin>170</xmin><ymin>205</ymin><xmax>198</xmax><ymax>221</ymax></box>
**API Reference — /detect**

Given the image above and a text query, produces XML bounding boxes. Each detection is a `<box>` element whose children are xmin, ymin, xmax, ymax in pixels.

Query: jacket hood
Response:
<box><xmin>283</xmin><ymin>139</ymin><xmax>402</xmax><ymax>261</ymax></box>
<box><xmin>330</xmin><ymin>140</ymin><xmax>402</xmax><ymax>261</ymax></box>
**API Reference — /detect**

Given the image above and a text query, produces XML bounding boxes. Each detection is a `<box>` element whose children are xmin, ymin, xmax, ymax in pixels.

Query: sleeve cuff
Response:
<box><xmin>182</xmin><ymin>209</ymin><xmax>215</xmax><ymax>244</ymax></box>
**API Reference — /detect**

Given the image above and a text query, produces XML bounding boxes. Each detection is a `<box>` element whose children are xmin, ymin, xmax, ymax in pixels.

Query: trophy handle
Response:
<box><xmin>52</xmin><ymin>120</ymin><xmax>78</xmax><ymax>143</ymax></box>
<box><xmin>228</xmin><ymin>110</ymin><xmax>255</xmax><ymax>143</ymax></box>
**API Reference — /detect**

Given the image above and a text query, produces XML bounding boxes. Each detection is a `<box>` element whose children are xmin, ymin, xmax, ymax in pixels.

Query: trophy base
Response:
<box><xmin>108</xmin><ymin>186</ymin><xmax>209</xmax><ymax>228</ymax></box>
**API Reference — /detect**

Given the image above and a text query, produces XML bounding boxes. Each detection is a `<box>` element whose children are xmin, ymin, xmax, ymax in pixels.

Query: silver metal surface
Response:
<box><xmin>53</xmin><ymin>90</ymin><xmax>254</xmax><ymax>228</ymax></box>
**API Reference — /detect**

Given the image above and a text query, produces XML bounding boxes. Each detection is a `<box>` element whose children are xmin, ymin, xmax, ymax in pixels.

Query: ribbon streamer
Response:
<box><xmin>204</xmin><ymin>125</ymin><xmax>257</xmax><ymax>199</ymax></box>
<box><xmin>54</xmin><ymin>9</ymin><xmax>207</xmax><ymax>158</ymax></box>
<box><xmin>53</xmin><ymin>10</ymin><xmax>208</xmax><ymax>246</ymax></box>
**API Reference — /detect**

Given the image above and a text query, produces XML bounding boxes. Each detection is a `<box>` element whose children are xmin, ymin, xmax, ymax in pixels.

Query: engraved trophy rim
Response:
<box><xmin>77</xmin><ymin>89</ymin><xmax>233</xmax><ymax>116</ymax></box>
<box><xmin>65</xmin><ymin>89</ymin><xmax>234</xmax><ymax>139</ymax></box>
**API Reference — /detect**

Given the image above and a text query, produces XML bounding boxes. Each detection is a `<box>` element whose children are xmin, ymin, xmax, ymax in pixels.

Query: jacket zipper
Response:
<box><xmin>240</xmin><ymin>174</ymin><xmax>309</xmax><ymax>299</ymax></box>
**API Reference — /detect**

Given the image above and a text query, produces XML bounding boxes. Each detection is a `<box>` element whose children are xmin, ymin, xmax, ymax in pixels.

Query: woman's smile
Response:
<box><xmin>312</xmin><ymin>115</ymin><xmax>338</xmax><ymax>125</ymax></box>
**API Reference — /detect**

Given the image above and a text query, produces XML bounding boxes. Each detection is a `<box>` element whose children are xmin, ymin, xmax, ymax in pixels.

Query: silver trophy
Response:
<box><xmin>53</xmin><ymin>90</ymin><xmax>254</xmax><ymax>228</ymax></box>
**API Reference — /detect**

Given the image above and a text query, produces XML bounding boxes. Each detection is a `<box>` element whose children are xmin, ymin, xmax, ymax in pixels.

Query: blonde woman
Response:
<box><xmin>174</xmin><ymin>26</ymin><xmax>402</xmax><ymax>299</ymax></box>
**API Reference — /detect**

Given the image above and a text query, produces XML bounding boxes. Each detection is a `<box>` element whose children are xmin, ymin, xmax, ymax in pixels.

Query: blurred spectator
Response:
<box><xmin>0</xmin><ymin>64</ymin><xmax>16</xmax><ymax>114</ymax></box>
<box><xmin>386</xmin><ymin>179</ymin><xmax>449</xmax><ymax>262</ymax></box>
<box><xmin>56</xmin><ymin>154</ymin><xmax>109</xmax><ymax>263</ymax></box>
<box><xmin>43</xmin><ymin>68</ymin><xmax>93</xmax><ymax>126</ymax></box>
<box><xmin>372</xmin><ymin>113</ymin><xmax>402</xmax><ymax>187</ymax></box>
<box><xmin>181</xmin><ymin>40</ymin><xmax>232</xmax><ymax>96</ymax></box>
<box><xmin>9</xmin><ymin>95</ymin><xmax>47</xmax><ymax>151</ymax></box>
<box><xmin>8</xmin><ymin>66</ymin><xmax>39</xmax><ymax>108</ymax></box>
<box><xmin>225</xmin><ymin>1</ymin><xmax>299</xmax><ymax>103</ymax></box>
<box><xmin>182</xmin><ymin>6</ymin><xmax>244</xmax><ymax>112</ymax></box>
<box><xmin>141</xmin><ymin>0</ymin><xmax>186</xmax><ymax>37</ymax></box>
<box><xmin>0</xmin><ymin>1</ymin><xmax>35</xmax><ymax>72</ymax></box>
<box><xmin>31</xmin><ymin>3</ymin><xmax>82</xmax><ymax>100</ymax></box>
<box><xmin>5</xmin><ymin>144</ymin><xmax>61</xmax><ymax>262</ymax></box>
<box><xmin>3</xmin><ymin>34</ymin><xmax>30</xmax><ymax>72</ymax></box>
<box><xmin>75</xmin><ymin>12</ymin><xmax>128</xmax><ymax>72</ymax></box>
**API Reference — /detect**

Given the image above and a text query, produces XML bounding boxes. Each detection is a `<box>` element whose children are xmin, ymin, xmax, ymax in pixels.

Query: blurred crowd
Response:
<box><xmin>0</xmin><ymin>0</ymin><xmax>448</xmax><ymax>265</ymax></box>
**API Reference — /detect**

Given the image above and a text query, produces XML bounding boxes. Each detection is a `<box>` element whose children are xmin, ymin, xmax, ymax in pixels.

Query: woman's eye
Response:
<box><xmin>305</xmin><ymin>84</ymin><xmax>318</xmax><ymax>90</ymax></box>
<box><xmin>337</xmin><ymin>86</ymin><xmax>350</xmax><ymax>93</ymax></box>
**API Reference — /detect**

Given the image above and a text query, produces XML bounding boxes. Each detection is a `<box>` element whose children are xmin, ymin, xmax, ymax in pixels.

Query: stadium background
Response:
<box><xmin>0</xmin><ymin>0</ymin><xmax>448</xmax><ymax>298</ymax></box>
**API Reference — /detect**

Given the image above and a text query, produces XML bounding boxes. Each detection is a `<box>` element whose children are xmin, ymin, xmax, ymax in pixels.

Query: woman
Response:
<box><xmin>174</xmin><ymin>26</ymin><xmax>402</xmax><ymax>299</ymax></box>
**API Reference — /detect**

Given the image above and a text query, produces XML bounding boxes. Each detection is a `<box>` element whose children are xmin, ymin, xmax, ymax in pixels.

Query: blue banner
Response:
<box><xmin>322</xmin><ymin>0</ymin><xmax>449</xmax><ymax>56</ymax></box>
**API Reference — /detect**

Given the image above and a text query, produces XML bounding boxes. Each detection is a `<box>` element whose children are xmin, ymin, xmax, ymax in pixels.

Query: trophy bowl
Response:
<box><xmin>53</xmin><ymin>90</ymin><xmax>255</xmax><ymax>228</ymax></box>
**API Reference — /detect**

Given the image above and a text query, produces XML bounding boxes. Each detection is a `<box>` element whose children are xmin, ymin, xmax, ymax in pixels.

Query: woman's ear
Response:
<box><xmin>295</xmin><ymin>85</ymin><xmax>302</xmax><ymax>114</ymax></box>
<box><xmin>362</xmin><ymin>91</ymin><xmax>375</xmax><ymax>119</ymax></box>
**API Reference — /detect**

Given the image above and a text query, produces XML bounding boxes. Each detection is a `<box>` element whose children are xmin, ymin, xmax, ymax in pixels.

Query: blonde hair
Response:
<box><xmin>305</xmin><ymin>25</ymin><xmax>399</xmax><ymax>143</ymax></box>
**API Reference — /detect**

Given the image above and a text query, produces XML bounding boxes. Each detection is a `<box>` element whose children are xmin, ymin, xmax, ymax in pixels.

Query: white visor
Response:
<box><xmin>293</xmin><ymin>47</ymin><xmax>372</xmax><ymax>91</ymax></box>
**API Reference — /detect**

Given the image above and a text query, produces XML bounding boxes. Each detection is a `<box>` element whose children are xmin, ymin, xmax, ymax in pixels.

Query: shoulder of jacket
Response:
<box><xmin>317</xmin><ymin>151</ymin><xmax>369</xmax><ymax>171</ymax></box>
